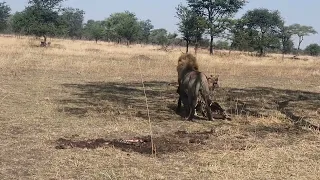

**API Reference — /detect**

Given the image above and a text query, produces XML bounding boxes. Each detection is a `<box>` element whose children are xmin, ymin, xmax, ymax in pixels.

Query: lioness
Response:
<box><xmin>194</xmin><ymin>75</ymin><xmax>219</xmax><ymax>115</ymax></box>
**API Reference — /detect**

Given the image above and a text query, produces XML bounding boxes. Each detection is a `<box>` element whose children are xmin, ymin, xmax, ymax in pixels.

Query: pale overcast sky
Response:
<box><xmin>6</xmin><ymin>0</ymin><xmax>320</xmax><ymax>48</ymax></box>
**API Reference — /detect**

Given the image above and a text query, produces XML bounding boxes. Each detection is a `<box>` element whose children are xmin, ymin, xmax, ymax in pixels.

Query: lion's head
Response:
<box><xmin>176</xmin><ymin>53</ymin><xmax>199</xmax><ymax>81</ymax></box>
<box><xmin>207</xmin><ymin>75</ymin><xmax>219</xmax><ymax>91</ymax></box>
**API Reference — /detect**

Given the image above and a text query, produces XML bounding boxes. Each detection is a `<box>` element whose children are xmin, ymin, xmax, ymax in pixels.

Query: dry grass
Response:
<box><xmin>0</xmin><ymin>36</ymin><xmax>319</xmax><ymax>180</ymax></box>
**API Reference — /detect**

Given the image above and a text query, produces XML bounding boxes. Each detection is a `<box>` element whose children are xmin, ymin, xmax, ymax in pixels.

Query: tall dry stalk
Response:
<box><xmin>137</xmin><ymin>58</ymin><xmax>156</xmax><ymax>157</ymax></box>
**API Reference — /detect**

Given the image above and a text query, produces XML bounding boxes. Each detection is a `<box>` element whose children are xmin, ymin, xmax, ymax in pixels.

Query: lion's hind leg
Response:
<box><xmin>201</xmin><ymin>92</ymin><xmax>213</xmax><ymax>121</ymax></box>
<box><xmin>186</xmin><ymin>95</ymin><xmax>197</xmax><ymax>121</ymax></box>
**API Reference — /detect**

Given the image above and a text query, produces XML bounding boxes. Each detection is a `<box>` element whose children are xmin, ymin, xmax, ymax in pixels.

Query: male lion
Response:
<box><xmin>176</xmin><ymin>53</ymin><xmax>214</xmax><ymax>121</ymax></box>
<box><xmin>176</xmin><ymin>75</ymin><xmax>218</xmax><ymax>115</ymax></box>
<box><xmin>176</xmin><ymin>53</ymin><xmax>199</xmax><ymax>114</ymax></box>
<box><xmin>178</xmin><ymin>70</ymin><xmax>214</xmax><ymax>121</ymax></box>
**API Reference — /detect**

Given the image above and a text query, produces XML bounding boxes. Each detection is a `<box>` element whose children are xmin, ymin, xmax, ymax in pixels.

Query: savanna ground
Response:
<box><xmin>0</xmin><ymin>35</ymin><xmax>319</xmax><ymax>180</ymax></box>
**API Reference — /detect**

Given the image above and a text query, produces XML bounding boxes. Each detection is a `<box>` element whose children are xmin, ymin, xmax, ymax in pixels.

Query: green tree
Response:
<box><xmin>166</xmin><ymin>32</ymin><xmax>178</xmax><ymax>48</ymax></box>
<box><xmin>282</xmin><ymin>38</ymin><xmax>294</xmax><ymax>54</ymax></box>
<box><xmin>241</xmin><ymin>8</ymin><xmax>283</xmax><ymax>56</ymax></box>
<box><xmin>279</xmin><ymin>24</ymin><xmax>294</xmax><ymax>55</ymax></box>
<box><xmin>0</xmin><ymin>2</ymin><xmax>11</xmax><ymax>32</ymax></box>
<box><xmin>83</xmin><ymin>20</ymin><xmax>105</xmax><ymax>43</ymax></box>
<box><xmin>20</xmin><ymin>0</ymin><xmax>65</xmax><ymax>43</ymax></box>
<box><xmin>105</xmin><ymin>11</ymin><xmax>140</xmax><ymax>45</ymax></box>
<box><xmin>176</xmin><ymin>4</ymin><xmax>206</xmax><ymax>53</ymax></box>
<box><xmin>198</xmin><ymin>38</ymin><xmax>210</xmax><ymax>48</ymax></box>
<box><xmin>214</xmin><ymin>40</ymin><xmax>229</xmax><ymax>50</ymax></box>
<box><xmin>10</xmin><ymin>12</ymin><xmax>26</xmax><ymax>35</ymax></box>
<box><xmin>230</xmin><ymin>19</ymin><xmax>252</xmax><ymax>52</ymax></box>
<box><xmin>149</xmin><ymin>28</ymin><xmax>177</xmax><ymax>49</ymax></box>
<box><xmin>149</xmin><ymin>28</ymin><xmax>169</xmax><ymax>45</ymax></box>
<box><xmin>137</xmin><ymin>19</ymin><xmax>154</xmax><ymax>44</ymax></box>
<box><xmin>304</xmin><ymin>43</ymin><xmax>320</xmax><ymax>56</ymax></box>
<box><xmin>288</xmin><ymin>23</ymin><xmax>317</xmax><ymax>52</ymax></box>
<box><xmin>187</xmin><ymin>0</ymin><xmax>246</xmax><ymax>55</ymax></box>
<box><xmin>101</xmin><ymin>19</ymin><xmax>118</xmax><ymax>42</ymax></box>
<box><xmin>60</xmin><ymin>7</ymin><xmax>85</xmax><ymax>39</ymax></box>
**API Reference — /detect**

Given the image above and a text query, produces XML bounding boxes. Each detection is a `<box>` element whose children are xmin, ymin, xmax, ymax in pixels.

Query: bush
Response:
<box><xmin>304</xmin><ymin>43</ymin><xmax>320</xmax><ymax>56</ymax></box>
<box><xmin>214</xmin><ymin>40</ymin><xmax>230</xmax><ymax>50</ymax></box>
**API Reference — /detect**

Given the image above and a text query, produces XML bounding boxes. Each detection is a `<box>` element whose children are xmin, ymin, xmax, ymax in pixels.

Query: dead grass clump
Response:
<box><xmin>27</xmin><ymin>39</ymin><xmax>42</xmax><ymax>48</ymax></box>
<box><xmin>50</xmin><ymin>43</ymin><xmax>66</xmax><ymax>50</ymax></box>
<box><xmin>131</xmin><ymin>54</ymin><xmax>152</xmax><ymax>61</ymax></box>
<box><xmin>85</xmin><ymin>48</ymin><xmax>101</xmax><ymax>53</ymax></box>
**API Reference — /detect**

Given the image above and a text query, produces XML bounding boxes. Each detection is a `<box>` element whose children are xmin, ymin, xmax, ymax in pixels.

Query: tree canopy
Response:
<box><xmin>239</xmin><ymin>8</ymin><xmax>283</xmax><ymax>56</ymax></box>
<box><xmin>83</xmin><ymin>20</ymin><xmax>104</xmax><ymax>43</ymax></box>
<box><xmin>19</xmin><ymin>0</ymin><xmax>66</xmax><ymax>42</ymax></box>
<box><xmin>176</xmin><ymin>4</ymin><xmax>206</xmax><ymax>53</ymax></box>
<box><xmin>187</xmin><ymin>0</ymin><xmax>246</xmax><ymax>54</ymax></box>
<box><xmin>304</xmin><ymin>43</ymin><xmax>320</xmax><ymax>56</ymax></box>
<box><xmin>137</xmin><ymin>19</ymin><xmax>154</xmax><ymax>44</ymax></box>
<box><xmin>288</xmin><ymin>23</ymin><xmax>317</xmax><ymax>52</ymax></box>
<box><xmin>60</xmin><ymin>7</ymin><xmax>85</xmax><ymax>39</ymax></box>
<box><xmin>0</xmin><ymin>2</ymin><xmax>11</xmax><ymax>32</ymax></box>
<box><xmin>105</xmin><ymin>11</ymin><xmax>141</xmax><ymax>45</ymax></box>
<box><xmin>0</xmin><ymin>0</ymin><xmax>319</xmax><ymax>56</ymax></box>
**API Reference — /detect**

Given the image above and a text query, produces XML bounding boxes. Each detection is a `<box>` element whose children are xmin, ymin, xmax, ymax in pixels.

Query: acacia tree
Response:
<box><xmin>288</xmin><ymin>23</ymin><xmax>317</xmax><ymax>52</ymax></box>
<box><xmin>176</xmin><ymin>4</ymin><xmax>206</xmax><ymax>53</ymax></box>
<box><xmin>20</xmin><ymin>0</ymin><xmax>65</xmax><ymax>43</ymax></box>
<box><xmin>187</xmin><ymin>0</ymin><xmax>246</xmax><ymax>55</ymax></box>
<box><xmin>241</xmin><ymin>8</ymin><xmax>283</xmax><ymax>56</ymax></box>
<box><xmin>0</xmin><ymin>2</ymin><xmax>11</xmax><ymax>32</ymax></box>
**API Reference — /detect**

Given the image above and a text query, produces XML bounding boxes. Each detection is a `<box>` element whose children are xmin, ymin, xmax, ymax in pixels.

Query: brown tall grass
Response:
<box><xmin>0</xmin><ymin>36</ymin><xmax>319</xmax><ymax>179</ymax></box>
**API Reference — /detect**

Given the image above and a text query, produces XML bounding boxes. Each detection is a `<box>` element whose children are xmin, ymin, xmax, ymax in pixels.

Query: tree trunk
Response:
<box><xmin>43</xmin><ymin>35</ymin><xmax>47</xmax><ymax>43</ymax></box>
<box><xmin>298</xmin><ymin>37</ymin><xmax>302</xmax><ymax>50</ymax></box>
<box><xmin>186</xmin><ymin>40</ymin><xmax>189</xmax><ymax>53</ymax></box>
<box><xmin>194</xmin><ymin>42</ymin><xmax>198</xmax><ymax>55</ymax></box>
<box><xmin>298</xmin><ymin>36</ymin><xmax>303</xmax><ymax>54</ymax></box>
<box><xmin>95</xmin><ymin>38</ymin><xmax>98</xmax><ymax>43</ymax></box>
<box><xmin>259</xmin><ymin>47</ymin><xmax>264</xmax><ymax>57</ymax></box>
<box><xmin>210</xmin><ymin>35</ymin><xmax>214</xmax><ymax>55</ymax></box>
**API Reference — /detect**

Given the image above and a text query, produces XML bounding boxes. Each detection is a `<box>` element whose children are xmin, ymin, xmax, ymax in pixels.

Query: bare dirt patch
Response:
<box><xmin>55</xmin><ymin>130</ymin><xmax>215</xmax><ymax>155</ymax></box>
<box><xmin>54</xmin><ymin>124</ymin><xmax>309</xmax><ymax>157</ymax></box>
